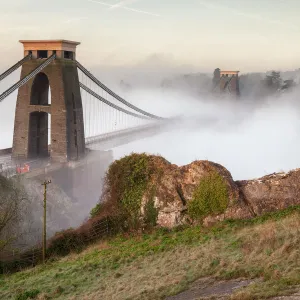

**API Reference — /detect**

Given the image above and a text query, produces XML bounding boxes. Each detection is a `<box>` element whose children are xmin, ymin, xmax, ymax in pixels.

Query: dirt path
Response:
<box><xmin>166</xmin><ymin>278</ymin><xmax>300</xmax><ymax>300</ymax></box>
<box><xmin>166</xmin><ymin>278</ymin><xmax>255</xmax><ymax>300</ymax></box>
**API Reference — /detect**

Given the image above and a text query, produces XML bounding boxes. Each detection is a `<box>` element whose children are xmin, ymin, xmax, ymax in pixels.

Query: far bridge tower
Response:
<box><xmin>212</xmin><ymin>69</ymin><xmax>240</xmax><ymax>97</ymax></box>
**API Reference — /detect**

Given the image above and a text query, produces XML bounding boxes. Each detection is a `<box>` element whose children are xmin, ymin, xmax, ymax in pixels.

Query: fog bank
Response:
<box><xmin>113</xmin><ymin>87</ymin><xmax>300</xmax><ymax>180</ymax></box>
<box><xmin>1</xmin><ymin>65</ymin><xmax>300</xmax><ymax>181</ymax></box>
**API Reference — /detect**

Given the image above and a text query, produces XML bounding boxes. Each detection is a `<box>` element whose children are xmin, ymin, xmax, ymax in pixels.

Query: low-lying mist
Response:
<box><xmin>113</xmin><ymin>87</ymin><xmax>300</xmax><ymax>180</ymax></box>
<box><xmin>1</xmin><ymin>66</ymin><xmax>300</xmax><ymax>181</ymax></box>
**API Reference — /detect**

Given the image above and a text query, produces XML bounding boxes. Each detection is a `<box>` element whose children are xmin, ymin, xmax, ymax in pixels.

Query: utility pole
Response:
<box><xmin>41</xmin><ymin>179</ymin><xmax>51</xmax><ymax>264</ymax></box>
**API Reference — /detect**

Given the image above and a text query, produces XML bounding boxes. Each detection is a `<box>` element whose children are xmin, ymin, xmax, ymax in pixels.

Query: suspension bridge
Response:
<box><xmin>0</xmin><ymin>40</ymin><xmax>240</xmax><ymax>179</ymax></box>
<box><xmin>0</xmin><ymin>39</ymin><xmax>178</xmax><ymax>177</ymax></box>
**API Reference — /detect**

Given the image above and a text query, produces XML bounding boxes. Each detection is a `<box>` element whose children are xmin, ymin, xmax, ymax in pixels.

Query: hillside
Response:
<box><xmin>0</xmin><ymin>206</ymin><xmax>299</xmax><ymax>299</ymax></box>
<box><xmin>1</xmin><ymin>154</ymin><xmax>300</xmax><ymax>299</ymax></box>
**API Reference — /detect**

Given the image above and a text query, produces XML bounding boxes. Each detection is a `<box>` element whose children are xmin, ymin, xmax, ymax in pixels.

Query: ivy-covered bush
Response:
<box><xmin>91</xmin><ymin>153</ymin><xmax>160</xmax><ymax>230</ymax></box>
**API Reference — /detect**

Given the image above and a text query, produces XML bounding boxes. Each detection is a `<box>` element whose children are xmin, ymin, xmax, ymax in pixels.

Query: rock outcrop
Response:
<box><xmin>236</xmin><ymin>169</ymin><xmax>300</xmax><ymax>216</ymax></box>
<box><xmin>141</xmin><ymin>157</ymin><xmax>300</xmax><ymax>228</ymax></box>
<box><xmin>100</xmin><ymin>154</ymin><xmax>300</xmax><ymax>229</ymax></box>
<box><xmin>149</xmin><ymin>160</ymin><xmax>246</xmax><ymax>228</ymax></box>
<box><xmin>143</xmin><ymin>157</ymin><xmax>182</xmax><ymax>228</ymax></box>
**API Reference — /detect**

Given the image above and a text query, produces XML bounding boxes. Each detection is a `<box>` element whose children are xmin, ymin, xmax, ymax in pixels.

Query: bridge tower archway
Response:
<box><xmin>28</xmin><ymin>111</ymin><xmax>49</xmax><ymax>158</ymax></box>
<box><xmin>30</xmin><ymin>72</ymin><xmax>50</xmax><ymax>105</ymax></box>
<box><xmin>28</xmin><ymin>72</ymin><xmax>51</xmax><ymax>158</ymax></box>
<box><xmin>12</xmin><ymin>40</ymin><xmax>85</xmax><ymax>162</ymax></box>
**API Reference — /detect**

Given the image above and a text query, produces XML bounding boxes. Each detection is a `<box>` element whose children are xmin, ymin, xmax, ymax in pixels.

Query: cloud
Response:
<box><xmin>86</xmin><ymin>0</ymin><xmax>160</xmax><ymax>17</ymax></box>
<box><xmin>122</xmin><ymin>6</ymin><xmax>160</xmax><ymax>17</ymax></box>
<box><xmin>108</xmin><ymin>0</ymin><xmax>139</xmax><ymax>10</ymax></box>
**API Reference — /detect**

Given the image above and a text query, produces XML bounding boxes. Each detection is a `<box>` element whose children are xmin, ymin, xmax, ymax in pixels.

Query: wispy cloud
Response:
<box><xmin>198</xmin><ymin>0</ymin><xmax>299</xmax><ymax>31</ymax></box>
<box><xmin>122</xmin><ymin>6</ymin><xmax>160</xmax><ymax>17</ymax></box>
<box><xmin>86</xmin><ymin>0</ymin><xmax>160</xmax><ymax>17</ymax></box>
<box><xmin>108</xmin><ymin>0</ymin><xmax>139</xmax><ymax>10</ymax></box>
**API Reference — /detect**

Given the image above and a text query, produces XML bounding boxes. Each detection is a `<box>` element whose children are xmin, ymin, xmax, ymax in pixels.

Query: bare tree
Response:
<box><xmin>0</xmin><ymin>175</ymin><xmax>30</xmax><ymax>252</ymax></box>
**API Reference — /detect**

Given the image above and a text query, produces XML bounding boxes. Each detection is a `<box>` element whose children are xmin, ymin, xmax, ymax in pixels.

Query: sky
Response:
<box><xmin>1</xmin><ymin>0</ymin><xmax>300</xmax><ymax>72</ymax></box>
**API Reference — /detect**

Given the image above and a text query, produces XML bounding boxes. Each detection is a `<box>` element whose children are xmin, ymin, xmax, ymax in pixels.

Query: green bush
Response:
<box><xmin>188</xmin><ymin>171</ymin><xmax>229</xmax><ymax>221</ymax></box>
<box><xmin>101</xmin><ymin>153</ymin><xmax>156</xmax><ymax>229</ymax></box>
<box><xmin>90</xmin><ymin>203</ymin><xmax>103</xmax><ymax>218</ymax></box>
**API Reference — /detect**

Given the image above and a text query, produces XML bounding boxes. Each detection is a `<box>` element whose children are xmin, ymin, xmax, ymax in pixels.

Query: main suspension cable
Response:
<box><xmin>0</xmin><ymin>53</ymin><xmax>32</xmax><ymax>82</ymax></box>
<box><xmin>76</xmin><ymin>61</ymin><xmax>165</xmax><ymax>120</ymax></box>
<box><xmin>79</xmin><ymin>82</ymin><xmax>153</xmax><ymax>120</ymax></box>
<box><xmin>0</xmin><ymin>54</ymin><xmax>56</xmax><ymax>103</ymax></box>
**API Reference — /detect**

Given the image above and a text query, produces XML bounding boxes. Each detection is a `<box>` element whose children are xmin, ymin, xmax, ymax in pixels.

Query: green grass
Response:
<box><xmin>1</xmin><ymin>206</ymin><xmax>300</xmax><ymax>300</ymax></box>
<box><xmin>15</xmin><ymin>289</ymin><xmax>40</xmax><ymax>300</ymax></box>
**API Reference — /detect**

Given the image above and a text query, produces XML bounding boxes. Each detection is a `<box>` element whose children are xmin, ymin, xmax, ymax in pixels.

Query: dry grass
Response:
<box><xmin>1</xmin><ymin>208</ymin><xmax>300</xmax><ymax>300</ymax></box>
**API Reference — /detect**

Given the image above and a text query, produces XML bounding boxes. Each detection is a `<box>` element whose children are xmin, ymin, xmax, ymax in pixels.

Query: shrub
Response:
<box><xmin>47</xmin><ymin>216</ymin><xmax>110</xmax><ymax>257</ymax></box>
<box><xmin>90</xmin><ymin>203</ymin><xmax>103</xmax><ymax>218</ymax></box>
<box><xmin>188</xmin><ymin>171</ymin><xmax>229</xmax><ymax>221</ymax></box>
<box><xmin>0</xmin><ymin>247</ymin><xmax>42</xmax><ymax>274</ymax></box>
<box><xmin>99</xmin><ymin>153</ymin><xmax>158</xmax><ymax>229</ymax></box>
<box><xmin>47</xmin><ymin>229</ymin><xmax>85</xmax><ymax>257</ymax></box>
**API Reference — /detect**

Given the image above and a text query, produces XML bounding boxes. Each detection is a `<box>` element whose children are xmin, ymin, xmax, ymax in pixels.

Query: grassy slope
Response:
<box><xmin>1</xmin><ymin>206</ymin><xmax>300</xmax><ymax>300</ymax></box>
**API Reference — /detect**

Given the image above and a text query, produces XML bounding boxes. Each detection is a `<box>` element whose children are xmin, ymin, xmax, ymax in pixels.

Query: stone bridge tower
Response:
<box><xmin>12</xmin><ymin>40</ymin><xmax>85</xmax><ymax>163</ymax></box>
<box><xmin>213</xmin><ymin>69</ymin><xmax>240</xmax><ymax>97</ymax></box>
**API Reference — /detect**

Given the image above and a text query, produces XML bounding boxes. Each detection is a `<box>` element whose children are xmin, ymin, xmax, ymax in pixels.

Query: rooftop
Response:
<box><xmin>19</xmin><ymin>40</ymin><xmax>80</xmax><ymax>52</ymax></box>
<box><xmin>220</xmin><ymin>70</ymin><xmax>240</xmax><ymax>75</ymax></box>
<box><xmin>19</xmin><ymin>40</ymin><xmax>80</xmax><ymax>45</ymax></box>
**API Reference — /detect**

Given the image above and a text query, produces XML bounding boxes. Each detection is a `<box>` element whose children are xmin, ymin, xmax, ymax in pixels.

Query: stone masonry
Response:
<box><xmin>12</xmin><ymin>40</ymin><xmax>85</xmax><ymax>162</ymax></box>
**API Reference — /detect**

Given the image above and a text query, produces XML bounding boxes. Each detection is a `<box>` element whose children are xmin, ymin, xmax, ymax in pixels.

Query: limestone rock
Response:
<box><xmin>142</xmin><ymin>159</ymin><xmax>245</xmax><ymax>228</ymax></box>
<box><xmin>143</xmin><ymin>156</ymin><xmax>185</xmax><ymax>228</ymax></box>
<box><xmin>179</xmin><ymin>160</ymin><xmax>253</xmax><ymax>227</ymax></box>
<box><xmin>104</xmin><ymin>154</ymin><xmax>300</xmax><ymax>229</ymax></box>
<box><xmin>236</xmin><ymin>168</ymin><xmax>300</xmax><ymax>216</ymax></box>
<box><xmin>180</xmin><ymin>160</ymin><xmax>240</xmax><ymax>205</ymax></box>
<box><xmin>146</xmin><ymin>160</ymin><xmax>300</xmax><ymax>228</ymax></box>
